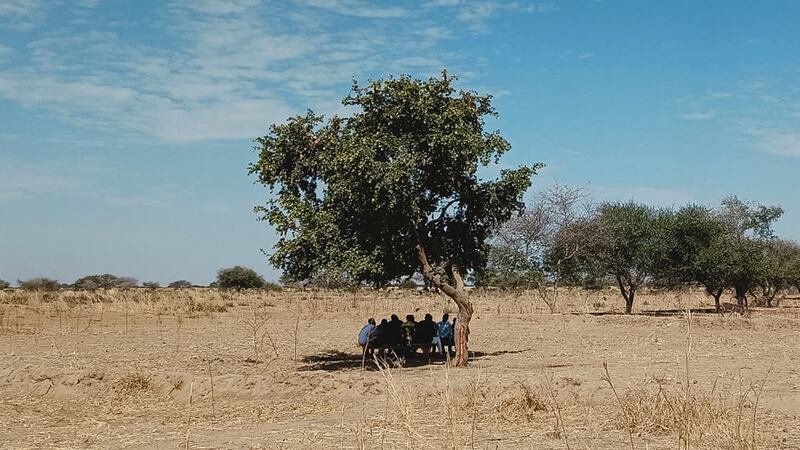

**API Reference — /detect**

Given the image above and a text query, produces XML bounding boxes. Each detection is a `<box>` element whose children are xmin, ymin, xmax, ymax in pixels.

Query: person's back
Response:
<box><xmin>358</xmin><ymin>318</ymin><xmax>376</xmax><ymax>346</ymax></box>
<box><xmin>372</xmin><ymin>319</ymin><xmax>389</xmax><ymax>346</ymax></box>
<box><xmin>401</xmin><ymin>314</ymin><xmax>416</xmax><ymax>347</ymax></box>
<box><xmin>415</xmin><ymin>314</ymin><xmax>436</xmax><ymax>344</ymax></box>
<box><xmin>388</xmin><ymin>314</ymin><xmax>403</xmax><ymax>345</ymax></box>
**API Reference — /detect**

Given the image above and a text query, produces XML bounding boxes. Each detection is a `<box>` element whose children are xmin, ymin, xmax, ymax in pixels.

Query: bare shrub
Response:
<box><xmin>116</xmin><ymin>372</ymin><xmax>153</xmax><ymax>395</ymax></box>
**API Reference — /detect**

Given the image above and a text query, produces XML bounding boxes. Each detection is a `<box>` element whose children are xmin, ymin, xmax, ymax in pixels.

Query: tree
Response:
<box><xmin>18</xmin><ymin>277</ymin><xmax>61</xmax><ymax>292</ymax></box>
<box><xmin>216</xmin><ymin>266</ymin><xmax>268</xmax><ymax>290</ymax></box>
<box><xmin>142</xmin><ymin>281</ymin><xmax>160</xmax><ymax>289</ymax></box>
<box><xmin>479</xmin><ymin>183</ymin><xmax>596</xmax><ymax>312</ymax></box>
<box><xmin>663</xmin><ymin>205</ymin><xmax>730</xmax><ymax>310</ymax></box>
<box><xmin>715</xmin><ymin>196</ymin><xmax>783</xmax><ymax>308</ymax></box>
<box><xmin>0</xmin><ymin>279</ymin><xmax>9</xmax><ymax>290</ymax></box>
<box><xmin>73</xmin><ymin>274</ymin><xmax>139</xmax><ymax>290</ymax></box>
<box><xmin>168</xmin><ymin>280</ymin><xmax>193</xmax><ymax>289</ymax></box>
<box><xmin>573</xmin><ymin>202</ymin><xmax>672</xmax><ymax>314</ymax></box>
<box><xmin>250</xmin><ymin>72</ymin><xmax>540</xmax><ymax>367</ymax></box>
<box><xmin>749</xmin><ymin>239</ymin><xmax>797</xmax><ymax>307</ymax></box>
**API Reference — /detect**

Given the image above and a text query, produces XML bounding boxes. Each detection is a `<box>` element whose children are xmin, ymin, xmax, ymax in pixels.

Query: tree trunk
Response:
<box><xmin>704</xmin><ymin>285</ymin><xmax>724</xmax><ymax>312</ymax></box>
<box><xmin>616</xmin><ymin>276</ymin><xmax>635</xmax><ymax>314</ymax></box>
<box><xmin>735</xmin><ymin>286</ymin><xmax>748</xmax><ymax>309</ymax></box>
<box><xmin>416</xmin><ymin>242</ymin><xmax>473</xmax><ymax>367</ymax></box>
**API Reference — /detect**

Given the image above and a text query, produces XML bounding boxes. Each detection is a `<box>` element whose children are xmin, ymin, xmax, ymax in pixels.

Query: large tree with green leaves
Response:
<box><xmin>250</xmin><ymin>72</ymin><xmax>540</xmax><ymax>366</ymax></box>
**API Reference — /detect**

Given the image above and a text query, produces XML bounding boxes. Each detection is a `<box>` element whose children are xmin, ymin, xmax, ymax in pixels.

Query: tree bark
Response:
<box><xmin>704</xmin><ymin>285</ymin><xmax>724</xmax><ymax>312</ymax></box>
<box><xmin>616</xmin><ymin>276</ymin><xmax>635</xmax><ymax>314</ymax></box>
<box><xmin>734</xmin><ymin>286</ymin><xmax>748</xmax><ymax>309</ymax></box>
<box><xmin>416</xmin><ymin>242</ymin><xmax>473</xmax><ymax>367</ymax></box>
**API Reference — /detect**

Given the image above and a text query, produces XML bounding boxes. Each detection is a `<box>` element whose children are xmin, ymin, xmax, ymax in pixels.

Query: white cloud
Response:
<box><xmin>755</xmin><ymin>131</ymin><xmax>800</xmax><ymax>157</ymax></box>
<box><xmin>77</xmin><ymin>0</ymin><xmax>102</xmax><ymax>8</ymax></box>
<box><xmin>0</xmin><ymin>0</ymin><xmax>511</xmax><ymax>142</ymax></box>
<box><xmin>678</xmin><ymin>111</ymin><xmax>716</xmax><ymax>121</ymax></box>
<box><xmin>0</xmin><ymin>158</ymin><xmax>87</xmax><ymax>202</ymax></box>
<box><xmin>295</xmin><ymin>0</ymin><xmax>406</xmax><ymax>18</ymax></box>
<box><xmin>0</xmin><ymin>0</ymin><xmax>41</xmax><ymax>17</ymax></box>
<box><xmin>454</xmin><ymin>1</ymin><xmax>558</xmax><ymax>31</ymax></box>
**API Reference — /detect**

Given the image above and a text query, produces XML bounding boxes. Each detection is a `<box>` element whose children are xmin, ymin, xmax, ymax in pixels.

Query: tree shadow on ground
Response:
<box><xmin>298</xmin><ymin>348</ymin><xmax>531</xmax><ymax>372</ymax></box>
<box><xmin>584</xmin><ymin>307</ymin><xmax>721</xmax><ymax>317</ymax></box>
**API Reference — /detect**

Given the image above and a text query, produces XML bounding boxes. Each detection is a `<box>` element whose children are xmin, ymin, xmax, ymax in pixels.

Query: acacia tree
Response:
<box><xmin>574</xmin><ymin>202</ymin><xmax>672</xmax><ymax>314</ymax></box>
<box><xmin>250</xmin><ymin>72</ymin><xmax>540</xmax><ymax>367</ymax></box>
<box><xmin>216</xmin><ymin>266</ymin><xmax>268</xmax><ymax>290</ymax></box>
<box><xmin>663</xmin><ymin>205</ymin><xmax>731</xmax><ymax>310</ymax></box>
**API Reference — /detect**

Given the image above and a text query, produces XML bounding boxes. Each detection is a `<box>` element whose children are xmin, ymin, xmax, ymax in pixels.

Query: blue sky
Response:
<box><xmin>1</xmin><ymin>0</ymin><xmax>798</xmax><ymax>285</ymax></box>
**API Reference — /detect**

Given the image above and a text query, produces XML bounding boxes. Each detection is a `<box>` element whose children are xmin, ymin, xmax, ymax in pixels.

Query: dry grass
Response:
<box><xmin>0</xmin><ymin>287</ymin><xmax>797</xmax><ymax>448</ymax></box>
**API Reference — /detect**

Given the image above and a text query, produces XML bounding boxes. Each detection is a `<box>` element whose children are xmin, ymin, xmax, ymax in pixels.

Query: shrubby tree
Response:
<box><xmin>168</xmin><ymin>280</ymin><xmax>193</xmax><ymax>289</ymax></box>
<box><xmin>663</xmin><ymin>205</ymin><xmax>730</xmax><ymax>310</ymax></box>
<box><xmin>0</xmin><ymin>279</ymin><xmax>9</xmax><ymax>290</ymax></box>
<box><xmin>73</xmin><ymin>274</ymin><xmax>138</xmax><ymax>290</ymax></box>
<box><xmin>751</xmin><ymin>240</ymin><xmax>796</xmax><ymax>307</ymax></box>
<box><xmin>569</xmin><ymin>202</ymin><xmax>672</xmax><ymax>314</ymax></box>
<box><xmin>250</xmin><ymin>72</ymin><xmax>539</xmax><ymax>366</ymax></box>
<box><xmin>18</xmin><ymin>277</ymin><xmax>61</xmax><ymax>292</ymax></box>
<box><xmin>216</xmin><ymin>266</ymin><xmax>268</xmax><ymax>290</ymax></box>
<box><xmin>142</xmin><ymin>281</ymin><xmax>160</xmax><ymax>289</ymax></box>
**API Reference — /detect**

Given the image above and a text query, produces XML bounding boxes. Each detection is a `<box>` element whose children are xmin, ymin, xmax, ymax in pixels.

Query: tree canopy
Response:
<box><xmin>250</xmin><ymin>71</ymin><xmax>540</xmax><ymax>366</ymax></box>
<box><xmin>216</xmin><ymin>266</ymin><xmax>269</xmax><ymax>290</ymax></box>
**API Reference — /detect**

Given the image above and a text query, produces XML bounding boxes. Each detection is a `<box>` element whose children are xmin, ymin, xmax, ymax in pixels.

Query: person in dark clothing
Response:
<box><xmin>387</xmin><ymin>314</ymin><xmax>403</xmax><ymax>346</ymax></box>
<box><xmin>414</xmin><ymin>314</ymin><xmax>437</xmax><ymax>345</ymax></box>
<box><xmin>401</xmin><ymin>314</ymin><xmax>416</xmax><ymax>349</ymax></box>
<box><xmin>372</xmin><ymin>318</ymin><xmax>389</xmax><ymax>347</ymax></box>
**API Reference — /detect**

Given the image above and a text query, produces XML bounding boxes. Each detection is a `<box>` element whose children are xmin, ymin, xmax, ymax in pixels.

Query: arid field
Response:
<box><xmin>1</xmin><ymin>288</ymin><xmax>799</xmax><ymax>449</ymax></box>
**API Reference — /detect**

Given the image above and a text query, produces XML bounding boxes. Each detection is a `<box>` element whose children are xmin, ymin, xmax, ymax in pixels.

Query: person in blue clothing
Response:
<box><xmin>358</xmin><ymin>318</ymin><xmax>376</xmax><ymax>349</ymax></box>
<box><xmin>435</xmin><ymin>313</ymin><xmax>454</xmax><ymax>357</ymax></box>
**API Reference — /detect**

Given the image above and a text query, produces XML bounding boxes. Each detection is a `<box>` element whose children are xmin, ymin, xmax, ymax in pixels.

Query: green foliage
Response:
<box><xmin>567</xmin><ymin>202</ymin><xmax>672</xmax><ymax>313</ymax></box>
<box><xmin>216</xmin><ymin>266</ymin><xmax>268</xmax><ymax>290</ymax></box>
<box><xmin>0</xmin><ymin>279</ymin><xmax>9</xmax><ymax>290</ymax></box>
<box><xmin>250</xmin><ymin>71</ymin><xmax>540</xmax><ymax>286</ymax></box>
<box><xmin>142</xmin><ymin>281</ymin><xmax>160</xmax><ymax>289</ymax></box>
<box><xmin>73</xmin><ymin>274</ymin><xmax>139</xmax><ymax>290</ymax></box>
<box><xmin>168</xmin><ymin>280</ymin><xmax>193</xmax><ymax>289</ymax></box>
<box><xmin>18</xmin><ymin>277</ymin><xmax>61</xmax><ymax>292</ymax></box>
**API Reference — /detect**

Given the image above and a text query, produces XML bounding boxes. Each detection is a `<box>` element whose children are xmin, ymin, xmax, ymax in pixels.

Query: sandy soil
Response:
<box><xmin>1</xmin><ymin>288</ymin><xmax>799</xmax><ymax>449</ymax></box>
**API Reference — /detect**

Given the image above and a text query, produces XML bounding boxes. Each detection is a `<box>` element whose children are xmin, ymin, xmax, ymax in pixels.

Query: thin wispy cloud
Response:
<box><xmin>295</xmin><ymin>0</ymin><xmax>406</xmax><ymax>18</ymax></box>
<box><xmin>439</xmin><ymin>1</ymin><xmax>558</xmax><ymax>31</ymax></box>
<box><xmin>678</xmin><ymin>111</ymin><xmax>716</xmax><ymax>121</ymax></box>
<box><xmin>0</xmin><ymin>1</ymin><xmax>462</xmax><ymax>142</ymax></box>
<box><xmin>754</xmin><ymin>131</ymin><xmax>800</xmax><ymax>158</ymax></box>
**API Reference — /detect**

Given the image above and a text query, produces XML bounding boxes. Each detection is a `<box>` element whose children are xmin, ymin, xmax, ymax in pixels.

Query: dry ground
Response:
<box><xmin>1</xmin><ymin>288</ymin><xmax>799</xmax><ymax>449</ymax></box>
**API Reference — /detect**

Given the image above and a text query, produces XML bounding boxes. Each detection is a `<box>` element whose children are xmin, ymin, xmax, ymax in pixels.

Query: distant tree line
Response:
<box><xmin>2</xmin><ymin>266</ymin><xmax>280</xmax><ymax>292</ymax></box>
<box><xmin>475</xmin><ymin>186</ymin><xmax>800</xmax><ymax>313</ymax></box>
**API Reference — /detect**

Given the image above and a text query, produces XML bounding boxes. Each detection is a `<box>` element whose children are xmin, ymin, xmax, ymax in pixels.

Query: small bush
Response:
<box><xmin>216</xmin><ymin>266</ymin><xmax>269</xmax><ymax>290</ymax></box>
<box><xmin>168</xmin><ymin>280</ymin><xmax>193</xmax><ymax>289</ymax></box>
<box><xmin>398</xmin><ymin>278</ymin><xmax>418</xmax><ymax>290</ymax></box>
<box><xmin>0</xmin><ymin>279</ymin><xmax>9</xmax><ymax>290</ymax></box>
<box><xmin>18</xmin><ymin>277</ymin><xmax>60</xmax><ymax>292</ymax></box>
<box><xmin>142</xmin><ymin>281</ymin><xmax>160</xmax><ymax>289</ymax></box>
<box><xmin>73</xmin><ymin>274</ymin><xmax>139</xmax><ymax>290</ymax></box>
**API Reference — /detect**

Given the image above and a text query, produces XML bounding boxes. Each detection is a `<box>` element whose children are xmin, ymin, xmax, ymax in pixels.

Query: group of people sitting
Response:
<box><xmin>358</xmin><ymin>313</ymin><xmax>456</xmax><ymax>358</ymax></box>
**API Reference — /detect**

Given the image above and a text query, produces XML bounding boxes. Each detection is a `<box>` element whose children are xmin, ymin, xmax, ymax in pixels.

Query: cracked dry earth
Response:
<box><xmin>1</xmin><ymin>288</ymin><xmax>799</xmax><ymax>449</ymax></box>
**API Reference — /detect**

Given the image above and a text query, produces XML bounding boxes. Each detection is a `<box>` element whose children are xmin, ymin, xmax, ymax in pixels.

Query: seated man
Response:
<box><xmin>414</xmin><ymin>314</ymin><xmax>436</xmax><ymax>344</ymax></box>
<box><xmin>358</xmin><ymin>318</ymin><xmax>376</xmax><ymax>351</ymax></box>
<box><xmin>400</xmin><ymin>314</ymin><xmax>416</xmax><ymax>352</ymax></box>
<box><xmin>387</xmin><ymin>314</ymin><xmax>403</xmax><ymax>347</ymax></box>
<box><xmin>435</xmin><ymin>314</ymin><xmax>454</xmax><ymax>357</ymax></box>
<box><xmin>371</xmin><ymin>318</ymin><xmax>389</xmax><ymax>348</ymax></box>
